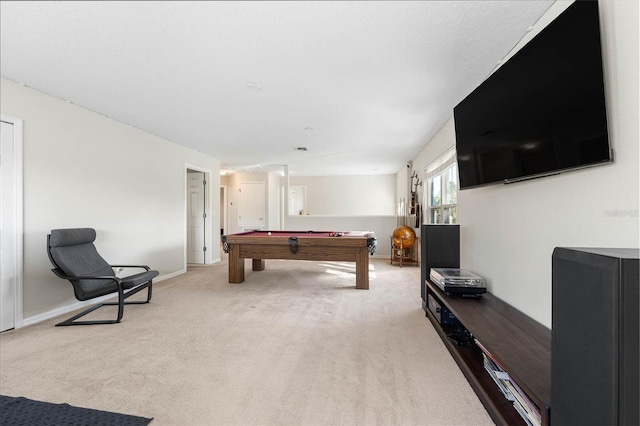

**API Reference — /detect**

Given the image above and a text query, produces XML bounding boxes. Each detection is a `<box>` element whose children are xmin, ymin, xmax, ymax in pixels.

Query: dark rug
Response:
<box><xmin>0</xmin><ymin>395</ymin><xmax>153</xmax><ymax>426</ymax></box>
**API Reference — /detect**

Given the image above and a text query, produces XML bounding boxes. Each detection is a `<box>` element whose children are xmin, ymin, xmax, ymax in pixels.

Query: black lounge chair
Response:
<box><xmin>47</xmin><ymin>228</ymin><xmax>158</xmax><ymax>326</ymax></box>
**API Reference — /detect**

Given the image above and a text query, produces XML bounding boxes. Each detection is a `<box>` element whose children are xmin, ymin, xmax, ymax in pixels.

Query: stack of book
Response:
<box><xmin>475</xmin><ymin>339</ymin><xmax>542</xmax><ymax>426</ymax></box>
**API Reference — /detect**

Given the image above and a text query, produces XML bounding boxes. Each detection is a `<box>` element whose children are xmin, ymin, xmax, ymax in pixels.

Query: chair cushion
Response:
<box><xmin>72</xmin><ymin>276</ymin><xmax>119</xmax><ymax>301</ymax></box>
<box><xmin>121</xmin><ymin>270</ymin><xmax>159</xmax><ymax>289</ymax></box>
<box><xmin>49</xmin><ymin>228</ymin><xmax>97</xmax><ymax>248</ymax></box>
<box><xmin>49</xmin><ymin>228</ymin><xmax>117</xmax><ymax>301</ymax></box>
<box><xmin>49</xmin><ymin>242</ymin><xmax>114</xmax><ymax>278</ymax></box>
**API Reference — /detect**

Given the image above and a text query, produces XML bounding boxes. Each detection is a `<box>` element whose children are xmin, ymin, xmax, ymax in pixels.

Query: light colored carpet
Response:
<box><xmin>0</xmin><ymin>256</ymin><xmax>494</xmax><ymax>425</ymax></box>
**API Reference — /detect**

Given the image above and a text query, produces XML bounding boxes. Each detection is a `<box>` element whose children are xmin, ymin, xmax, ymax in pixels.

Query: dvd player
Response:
<box><xmin>430</xmin><ymin>268</ymin><xmax>486</xmax><ymax>297</ymax></box>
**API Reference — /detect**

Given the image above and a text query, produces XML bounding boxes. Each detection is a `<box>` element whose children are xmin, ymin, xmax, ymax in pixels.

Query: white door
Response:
<box><xmin>238</xmin><ymin>182</ymin><xmax>265</xmax><ymax>228</ymax></box>
<box><xmin>187</xmin><ymin>172</ymin><xmax>206</xmax><ymax>264</ymax></box>
<box><xmin>1</xmin><ymin>120</ymin><xmax>16</xmax><ymax>331</ymax></box>
<box><xmin>220</xmin><ymin>185</ymin><xmax>227</xmax><ymax>236</ymax></box>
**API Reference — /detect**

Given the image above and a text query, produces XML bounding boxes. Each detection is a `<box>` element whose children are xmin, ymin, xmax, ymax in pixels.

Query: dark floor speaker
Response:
<box><xmin>420</xmin><ymin>224</ymin><xmax>460</xmax><ymax>305</ymax></box>
<box><xmin>551</xmin><ymin>247</ymin><xmax>639</xmax><ymax>426</ymax></box>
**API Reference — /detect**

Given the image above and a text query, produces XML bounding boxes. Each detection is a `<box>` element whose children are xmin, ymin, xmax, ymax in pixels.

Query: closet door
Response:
<box><xmin>1</xmin><ymin>120</ymin><xmax>17</xmax><ymax>331</ymax></box>
<box><xmin>187</xmin><ymin>172</ymin><xmax>205</xmax><ymax>264</ymax></box>
<box><xmin>238</xmin><ymin>182</ymin><xmax>265</xmax><ymax>229</ymax></box>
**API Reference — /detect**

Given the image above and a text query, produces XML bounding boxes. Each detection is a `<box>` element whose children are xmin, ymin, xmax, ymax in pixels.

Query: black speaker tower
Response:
<box><xmin>420</xmin><ymin>224</ymin><xmax>460</xmax><ymax>310</ymax></box>
<box><xmin>551</xmin><ymin>247</ymin><xmax>639</xmax><ymax>425</ymax></box>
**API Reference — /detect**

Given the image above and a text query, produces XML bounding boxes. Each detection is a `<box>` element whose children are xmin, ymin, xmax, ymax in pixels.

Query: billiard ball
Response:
<box><xmin>267</xmin><ymin>232</ymin><xmax>272</xmax><ymax>236</ymax></box>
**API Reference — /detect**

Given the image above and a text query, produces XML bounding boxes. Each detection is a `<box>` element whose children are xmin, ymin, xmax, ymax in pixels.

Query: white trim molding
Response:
<box><xmin>1</xmin><ymin>114</ymin><xmax>24</xmax><ymax>329</ymax></box>
<box><xmin>185</xmin><ymin>163</ymin><xmax>214</xmax><ymax>266</ymax></box>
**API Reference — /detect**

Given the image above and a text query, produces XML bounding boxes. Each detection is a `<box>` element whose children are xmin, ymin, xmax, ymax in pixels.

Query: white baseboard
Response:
<box><xmin>156</xmin><ymin>269</ymin><xmax>186</xmax><ymax>282</ymax></box>
<box><xmin>22</xmin><ymin>294</ymin><xmax>117</xmax><ymax>327</ymax></box>
<box><xmin>21</xmin><ymin>269</ymin><xmax>187</xmax><ymax>328</ymax></box>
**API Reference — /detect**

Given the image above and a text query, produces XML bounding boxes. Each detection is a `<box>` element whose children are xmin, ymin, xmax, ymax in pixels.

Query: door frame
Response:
<box><xmin>220</xmin><ymin>185</ymin><xmax>228</xmax><ymax>236</ymax></box>
<box><xmin>1</xmin><ymin>114</ymin><xmax>24</xmax><ymax>330</ymax></box>
<box><xmin>184</xmin><ymin>164</ymin><xmax>213</xmax><ymax>267</ymax></box>
<box><xmin>186</xmin><ymin>170</ymin><xmax>206</xmax><ymax>264</ymax></box>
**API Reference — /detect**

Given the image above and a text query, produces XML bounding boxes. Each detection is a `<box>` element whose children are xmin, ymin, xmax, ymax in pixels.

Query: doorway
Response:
<box><xmin>220</xmin><ymin>185</ymin><xmax>228</xmax><ymax>237</ymax></box>
<box><xmin>186</xmin><ymin>168</ymin><xmax>209</xmax><ymax>265</ymax></box>
<box><xmin>0</xmin><ymin>115</ymin><xmax>23</xmax><ymax>332</ymax></box>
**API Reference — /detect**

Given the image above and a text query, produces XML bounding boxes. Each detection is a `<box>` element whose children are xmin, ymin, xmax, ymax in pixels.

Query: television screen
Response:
<box><xmin>453</xmin><ymin>0</ymin><xmax>611</xmax><ymax>190</ymax></box>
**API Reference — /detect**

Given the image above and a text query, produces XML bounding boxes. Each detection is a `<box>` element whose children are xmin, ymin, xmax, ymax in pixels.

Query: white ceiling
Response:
<box><xmin>0</xmin><ymin>1</ymin><xmax>553</xmax><ymax>176</ymax></box>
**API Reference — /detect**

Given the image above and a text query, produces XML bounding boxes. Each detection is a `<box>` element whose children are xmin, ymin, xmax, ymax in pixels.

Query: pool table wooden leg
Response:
<box><xmin>228</xmin><ymin>245</ymin><xmax>244</xmax><ymax>283</ymax></box>
<box><xmin>355</xmin><ymin>247</ymin><xmax>369</xmax><ymax>290</ymax></box>
<box><xmin>252</xmin><ymin>259</ymin><xmax>265</xmax><ymax>271</ymax></box>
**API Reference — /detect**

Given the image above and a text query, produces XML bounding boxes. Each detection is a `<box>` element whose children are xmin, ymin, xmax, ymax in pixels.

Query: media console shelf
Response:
<box><xmin>425</xmin><ymin>280</ymin><xmax>551</xmax><ymax>425</ymax></box>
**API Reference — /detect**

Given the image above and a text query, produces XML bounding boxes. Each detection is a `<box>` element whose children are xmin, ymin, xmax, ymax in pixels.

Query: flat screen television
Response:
<box><xmin>453</xmin><ymin>0</ymin><xmax>611</xmax><ymax>190</ymax></box>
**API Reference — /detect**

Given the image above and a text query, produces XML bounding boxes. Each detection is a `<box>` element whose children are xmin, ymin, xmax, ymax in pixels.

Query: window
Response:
<box><xmin>425</xmin><ymin>148</ymin><xmax>458</xmax><ymax>224</ymax></box>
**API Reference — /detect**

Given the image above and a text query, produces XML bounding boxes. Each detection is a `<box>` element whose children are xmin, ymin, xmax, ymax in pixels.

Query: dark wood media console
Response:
<box><xmin>425</xmin><ymin>280</ymin><xmax>551</xmax><ymax>425</ymax></box>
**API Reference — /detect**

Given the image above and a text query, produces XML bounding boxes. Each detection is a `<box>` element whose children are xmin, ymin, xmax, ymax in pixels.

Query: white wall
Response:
<box><xmin>289</xmin><ymin>174</ymin><xmax>396</xmax><ymax>216</ymax></box>
<box><xmin>395</xmin><ymin>164</ymin><xmax>410</xmax><ymax>228</ymax></box>
<box><xmin>0</xmin><ymin>77</ymin><xmax>221</xmax><ymax>323</ymax></box>
<box><xmin>409</xmin><ymin>0</ymin><xmax>639</xmax><ymax>328</ymax></box>
<box><xmin>267</xmin><ymin>171</ymin><xmax>281</xmax><ymax>230</ymax></box>
<box><xmin>287</xmin><ymin>175</ymin><xmax>397</xmax><ymax>256</ymax></box>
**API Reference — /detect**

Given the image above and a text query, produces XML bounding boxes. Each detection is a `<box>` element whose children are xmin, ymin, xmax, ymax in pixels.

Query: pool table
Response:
<box><xmin>221</xmin><ymin>230</ymin><xmax>377</xmax><ymax>289</ymax></box>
